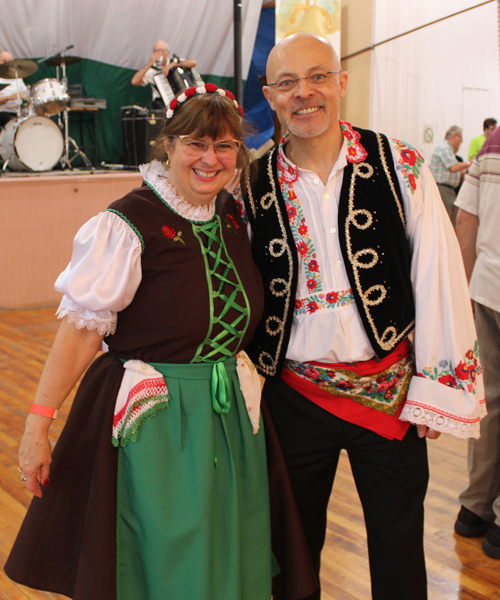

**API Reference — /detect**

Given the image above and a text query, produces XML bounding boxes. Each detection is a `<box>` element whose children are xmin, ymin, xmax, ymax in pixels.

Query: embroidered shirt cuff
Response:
<box><xmin>401</xmin><ymin>376</ymin><xmax>486</xmax><ymax>439</ymax></box>
<box><xmin>56</xmin><ymin>295</ymin><xmax>117</xmax><ymax>336</ymax></box>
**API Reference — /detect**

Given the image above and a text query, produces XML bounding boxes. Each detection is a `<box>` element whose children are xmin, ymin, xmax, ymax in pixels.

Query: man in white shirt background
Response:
<box><xmin>0</xmin><ymin>50</ymin><xmax>28</xmax><ymax>128</ymax></box>
<box><xmin>238</xmin><ymin>33</ymin><xmax>484</xmax><ymax>600</ymax></box>
<box><xmin>131</xmin><ymin>40</ymin><xmax>197</xmax><ymax>109</ymax></box>
<box><xmin>454</xmin><ymin>126</ymin><xmax>500</xmax><ymax>560</ymax></box>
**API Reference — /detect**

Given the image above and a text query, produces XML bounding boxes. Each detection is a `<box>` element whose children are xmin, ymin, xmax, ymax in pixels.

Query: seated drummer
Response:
<box><xmin>131</xmin><ymin>40</ymin><xmax>197</xmax><ymax>109</ymax></box>
<box><xmin>0</xmin><ymin>51</ymin><xmax>28</xmax><ymax>128</ymax></box>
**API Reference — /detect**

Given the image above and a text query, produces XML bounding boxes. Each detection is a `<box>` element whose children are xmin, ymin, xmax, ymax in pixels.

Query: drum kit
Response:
<box><xmin>0</xmin><ymin>48</ymin><xmax>91</xmax><ymax>172</ymax></box>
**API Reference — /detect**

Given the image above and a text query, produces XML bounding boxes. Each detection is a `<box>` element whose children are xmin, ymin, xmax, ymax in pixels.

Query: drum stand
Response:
<box><xmin>56</xmin><ymin>60</ymin><xmax>92</xmax><ymax>170</ymax></box>
<box><xmin>0</xmin><ymin>67</ymin><xmax>22</xmax><ymax>171</ymax></box>
<box><xmin>59</xmin><ymin>106</ymin><xmax>92</xmax><ymax>169</ymax></box>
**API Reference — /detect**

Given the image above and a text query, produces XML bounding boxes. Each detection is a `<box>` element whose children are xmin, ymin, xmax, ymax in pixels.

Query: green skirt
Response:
<box><xmin>116</xmin><ymin>357</ymin><xmax>272</xmax><ymax>600</ymax></box>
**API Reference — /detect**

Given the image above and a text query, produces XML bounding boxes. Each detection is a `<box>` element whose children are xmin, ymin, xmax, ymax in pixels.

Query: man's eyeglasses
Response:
<box><xmin>172</xmin><ymin>135</ymin><xmax>242</xmax><ymax>157</ymax></box>
<box><xmin>267</xmin><ymin>71</ymin><xmax>340</xmax><ymax>93</ymax></box>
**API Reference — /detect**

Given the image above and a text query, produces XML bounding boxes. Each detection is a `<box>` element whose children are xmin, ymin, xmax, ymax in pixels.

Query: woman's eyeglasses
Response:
<box><xmin>173</xmin><ymin>135</ymin><xmax>242</xmax><ymax>157</ymax></box>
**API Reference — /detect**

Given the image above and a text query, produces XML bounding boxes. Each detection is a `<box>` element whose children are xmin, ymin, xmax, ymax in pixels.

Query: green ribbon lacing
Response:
<box><xmin>191</xmin><ymin>218</ymin><xmax>251</xmax><ymax>467</ymax></box>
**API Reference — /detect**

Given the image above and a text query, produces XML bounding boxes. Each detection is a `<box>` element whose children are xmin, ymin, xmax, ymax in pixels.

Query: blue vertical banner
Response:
<box><xmin>243</xmin><ymin>7</ymin><xmax>276</xmax><ymax>150</ymax></box>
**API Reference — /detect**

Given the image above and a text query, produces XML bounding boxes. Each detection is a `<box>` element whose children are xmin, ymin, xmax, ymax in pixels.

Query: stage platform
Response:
<box><xmin>0</xmin><ymin>169</ymin><xmax>143</xmax><ymax>309</ymax></box>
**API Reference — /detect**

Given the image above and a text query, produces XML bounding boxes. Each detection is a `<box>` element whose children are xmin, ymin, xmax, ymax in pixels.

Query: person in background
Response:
<box><xmin>0</xmin><ymin>50</ymin><xmax>28</xmax><ymax>127</ymax></box>
<box><xmin>131</xmin><ymin>40</ymin><xmax>197</xmax><ymax>108</ymax></box>
<box><xmin>430</xmin><ymin>126</ymin><xmax>470</xmax><ymax>223</ymax></box>
<box><xmin>236</xmin><ymin>32</ymin><xmax>485</xmax><ymax>600</ymax></box>
<box><xmin>454</xmin><ymin>125</ymin><xmax>500</xmax><ymax>560</ymax></box>
<box><xmin>468</xmin><ymin>118</ymin><xmax>497</xmax><ymax>161</ymax></box>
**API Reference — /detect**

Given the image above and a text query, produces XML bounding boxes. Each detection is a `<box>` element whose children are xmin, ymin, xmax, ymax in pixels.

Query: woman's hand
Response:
<box><xmin>17</xmin><ymin>320</ymin><xmax>105</xmax><ymax>497</ymax></box>
<box><xmin>19</xmin><ymin>414</ymin><xmax>53</xmax><ymax>498</ymax></box>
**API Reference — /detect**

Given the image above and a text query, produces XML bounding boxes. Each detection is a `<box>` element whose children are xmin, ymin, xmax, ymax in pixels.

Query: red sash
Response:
<box><xmin>282</xmin><ymin>340</ymin><xmax>413</xmax><ymax>440</ymax></box>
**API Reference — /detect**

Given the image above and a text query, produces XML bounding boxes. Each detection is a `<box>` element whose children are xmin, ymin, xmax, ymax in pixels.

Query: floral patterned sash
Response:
<box><xmin>285</xmin><ymin>339</ymin><xmax>414</xmax><ymax>416</ymax></box>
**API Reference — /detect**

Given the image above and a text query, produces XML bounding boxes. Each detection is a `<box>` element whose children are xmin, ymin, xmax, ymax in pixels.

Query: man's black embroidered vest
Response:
<box><xmin>243</xmin><ymin>127</ymin><xmax>415</xmax><ymax>378</ymax></box>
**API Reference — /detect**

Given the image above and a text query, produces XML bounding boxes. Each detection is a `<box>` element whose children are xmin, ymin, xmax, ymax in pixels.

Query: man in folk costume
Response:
<box><xmin>234</xmin><ymin>33</ymin><xmax>485</xmax><ymax>600</ymax></box>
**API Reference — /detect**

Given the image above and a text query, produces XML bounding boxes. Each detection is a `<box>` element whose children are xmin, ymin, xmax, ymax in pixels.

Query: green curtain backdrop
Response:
<box><xmin>24</xmin><ymin>60</ymin><xmax>234</xmax><ymax>165</ymax></box>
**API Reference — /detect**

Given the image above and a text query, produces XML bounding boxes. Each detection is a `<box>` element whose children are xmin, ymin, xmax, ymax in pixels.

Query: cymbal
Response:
<box><xmin>0</xmin><ymin>59</ymin><xmax>38</xmax><ymax>79</ymax></box>
<box><xmin>45</xmin><ymin>55</ymin><xmax>82</xmax><ymax>67</ymax></box>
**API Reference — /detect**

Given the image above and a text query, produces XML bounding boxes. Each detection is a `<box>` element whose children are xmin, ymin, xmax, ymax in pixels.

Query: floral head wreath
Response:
<box><xmin>166</xmin><ymin>83</ymin><xmax>244</xmax><ymax>120</ymax></box>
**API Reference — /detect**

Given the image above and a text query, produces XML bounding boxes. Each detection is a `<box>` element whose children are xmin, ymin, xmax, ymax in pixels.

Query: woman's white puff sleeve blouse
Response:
<box><xmin>55</xmin><ymin>211</ymin><xmax>143</xmax><ymax>336</ymax></box>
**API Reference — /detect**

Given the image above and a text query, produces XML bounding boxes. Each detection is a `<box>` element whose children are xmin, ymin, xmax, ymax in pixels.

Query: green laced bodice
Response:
<box><xmin>190</xmin><ymin>217</ymin><xmax>251</xmax><ymax>365</ymax></box>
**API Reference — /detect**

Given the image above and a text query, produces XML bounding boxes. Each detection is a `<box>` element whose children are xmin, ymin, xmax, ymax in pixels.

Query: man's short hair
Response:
<box><xmin>445</xmin><ymin>126</ymin><xmax>461</xmax><ymax>139</ymax></box>
<box><xmin>483</xmin><ymin>118</ymin><xmax>497</xmax><ymax>130</ymax></box>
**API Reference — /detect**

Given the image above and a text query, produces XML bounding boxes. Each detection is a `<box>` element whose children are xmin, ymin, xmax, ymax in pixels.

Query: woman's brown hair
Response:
<box><xmin>150</xmin><ymin>92</ymin><xmax>252</xmax><ymax>169</ymax></box>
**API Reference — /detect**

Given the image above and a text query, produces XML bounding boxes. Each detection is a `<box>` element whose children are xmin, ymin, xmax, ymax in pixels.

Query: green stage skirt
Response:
<box><xmin>116</xmin><ymin>357</ymin><xmax>272</xmax><ymax>600</ymax></box>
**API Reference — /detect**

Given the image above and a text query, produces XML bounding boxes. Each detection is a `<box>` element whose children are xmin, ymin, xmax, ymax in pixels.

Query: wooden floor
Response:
<box><xmin>0</xmin><ymin>307</ymin><xmax>498</xmax><ymax>600</ymax></box>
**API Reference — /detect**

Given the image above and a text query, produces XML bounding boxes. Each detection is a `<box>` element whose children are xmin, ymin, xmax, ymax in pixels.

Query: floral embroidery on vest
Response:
<box><xmin>340</xmin><ymin>121</ymin><xmax>368</xmax><ymax>163</ymax></box>
<box><xmin>391</xmin><ymin>139</ymin><xmax>425</xmax><ymax>194</ymax></box>
<box><xmin>277</xmin><ymin>142</ymin><xmax>356</xmax><ymax>315</ymax></box>
<box><xmin>226</xmin><ymin>213</ymin><xmax>239</xmax><ymax>234</ymax></box>
<box><xmin>162</xmin><ymin>224</ymin><xmax>186</xmax><ymax>245</ymax></box>
<box><xmin>416</xmin><ymin>342</ymin><xmax>482</xmax><ymax>395</ymax></box>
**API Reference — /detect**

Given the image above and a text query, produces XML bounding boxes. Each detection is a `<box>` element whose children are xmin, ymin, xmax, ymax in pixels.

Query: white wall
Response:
<box><xmin>369</xmin><ymin>0</ymin><xmax>499</xmax><ymax>161</ymax></box>
<box><xmin>0</xmin><ymin>0</ymin><xmax>262</xmax><ymax>79</ymax></box>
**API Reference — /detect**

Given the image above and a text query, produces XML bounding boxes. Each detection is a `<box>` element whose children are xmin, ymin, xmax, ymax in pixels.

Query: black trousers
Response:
<box><xmin>265</xmin><ymin>377</ymin><xmax>429</xmax><ymax>600</ymax></box>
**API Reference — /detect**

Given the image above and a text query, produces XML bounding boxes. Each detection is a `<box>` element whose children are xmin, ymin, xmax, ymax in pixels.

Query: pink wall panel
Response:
<box><xmin>0</xmin><ymin>173</ymin><xmax>143</xmax><ymax>309</ymax></box>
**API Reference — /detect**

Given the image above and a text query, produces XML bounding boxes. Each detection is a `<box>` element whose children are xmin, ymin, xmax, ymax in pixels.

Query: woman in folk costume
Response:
<box><xmin>6</xmin><ymin>85</ymin><xmax>289</xmax><ymax>600</ymax></box>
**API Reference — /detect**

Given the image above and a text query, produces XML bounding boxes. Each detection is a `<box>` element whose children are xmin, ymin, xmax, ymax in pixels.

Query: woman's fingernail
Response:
<box><xmin>42</xmin><ymin>479</ymin><xmax>49</xmax><ymax>487</ymax></box>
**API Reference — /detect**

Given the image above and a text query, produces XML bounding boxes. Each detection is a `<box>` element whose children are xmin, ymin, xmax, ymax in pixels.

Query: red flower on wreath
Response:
<box><xmin>184</xmin><ymin>87</ymin><xmax>196</xmax><ymax>98</ymax></box>
<box><xmin>162</xmin><ymin>224</ymin><xmax>176</xmax><ymax>238</ymax></box>
<box><xmin>205</xmin><ymin>83</ymin><xmax>218</xmax><ymax>93</ymax></box>
<box><xmin>438</xmin><ymin>374</ymin><xmax>458</xmax><ymax>388</ymax></box>
<box><xmin>169</xmin><ymin>98</ymin><xmax>179</xmax><ymax>110</ymax></box>
<box><xmin>225</xmin><ymin>90</ymin><xmax>235</xmax><ymax>101</ymax></box>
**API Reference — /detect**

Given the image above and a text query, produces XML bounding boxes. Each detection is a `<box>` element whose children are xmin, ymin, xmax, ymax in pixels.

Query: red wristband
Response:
<box><xmin>30</xmin><ymin>404</ymin><xmax>59</xmax><ymax>419</ymax></box>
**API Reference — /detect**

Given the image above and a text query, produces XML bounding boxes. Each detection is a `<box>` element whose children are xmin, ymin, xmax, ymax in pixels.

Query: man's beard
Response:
<box><xmin>286</xmin><ymin>118</ymin><xmax>330</xmax><ymax>138</ymax></box>
<box><xmin>284</xmin><ymin>105</ymin><xmax>330</xmax><ymax>138</ymax></box>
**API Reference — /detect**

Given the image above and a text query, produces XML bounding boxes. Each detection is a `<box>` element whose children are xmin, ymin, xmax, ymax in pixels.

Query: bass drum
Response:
<box><xmin>0</xmin><ymin>116</ymin><xmax>64</xmax><ymax>172</ymax></box>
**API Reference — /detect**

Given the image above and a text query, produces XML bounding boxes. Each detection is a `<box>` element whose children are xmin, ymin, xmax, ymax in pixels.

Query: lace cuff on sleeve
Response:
<box><xmin>56</xmin><ymin>295</ymin><xmax>117</xmax><ymax>336</ymax></box>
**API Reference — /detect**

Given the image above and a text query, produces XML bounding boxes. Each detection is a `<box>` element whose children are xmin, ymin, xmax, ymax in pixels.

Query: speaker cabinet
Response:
<box><xmin>121</xmin><ymin>107</ymin><xmax>164</xmax><ymax>167</ymax></box>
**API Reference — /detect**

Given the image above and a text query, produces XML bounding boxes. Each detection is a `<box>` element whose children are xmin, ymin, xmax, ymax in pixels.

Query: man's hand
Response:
<box><xmin>416</xmin><ymin>424</ymin><xmax>441</xmax><ymax>439</ymax></box>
